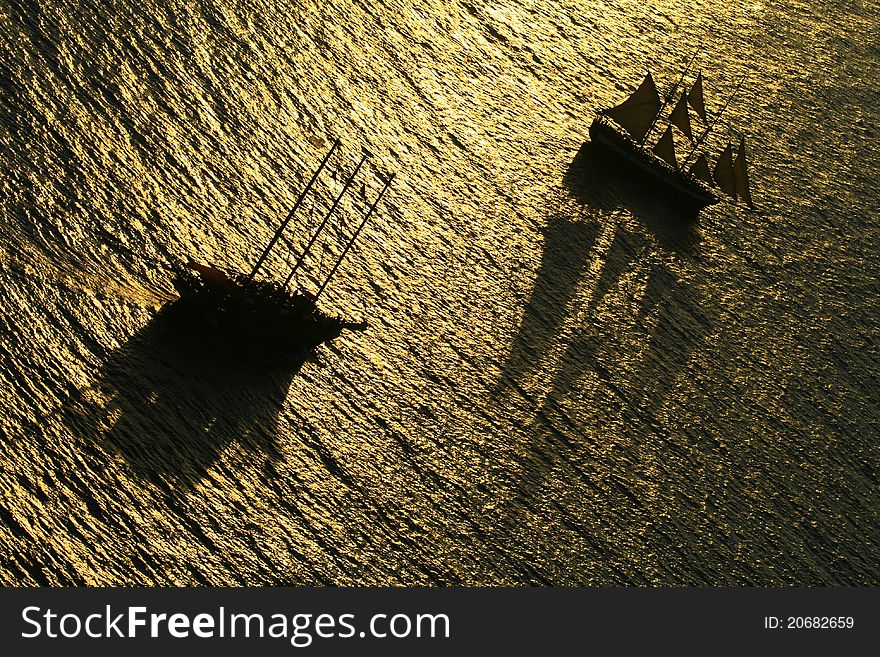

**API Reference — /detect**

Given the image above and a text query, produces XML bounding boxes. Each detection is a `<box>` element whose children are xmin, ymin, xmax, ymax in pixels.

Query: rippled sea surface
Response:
<box><xmin>1</xmin><ymin>0</ymin><xmax>878</xmax><ymax>585</ymax></box>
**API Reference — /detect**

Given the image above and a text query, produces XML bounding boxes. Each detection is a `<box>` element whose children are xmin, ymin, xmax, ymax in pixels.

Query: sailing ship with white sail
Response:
<box><xmin>588</xmin><ymin>61</ymin><xmax>755</xmax><ymax>211</ymax></box>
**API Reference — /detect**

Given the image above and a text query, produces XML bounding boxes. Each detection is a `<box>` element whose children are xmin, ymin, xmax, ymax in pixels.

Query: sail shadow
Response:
<box><xmin>564</xmin><ymin>141</ymin><xmax>702</xmax><ymax>257</ymax></box>
<box><xmin>63</xmin><ymin>300</ymin><xmax>302</xmax><ymax>491</ymax></box>
<box><xmin>494</xmin><ymin>214</ymin><xmax>599</xmax><ymax>394</ymax></box>
<box><xmin>488</xmin><ymin>254</ymin><xmax>716</xmax><ymax>583</ymax></box>
<box><xmin>546</xmin><ymin>265</ymin><xmax>709</xmax><ymax>420</ymax></box>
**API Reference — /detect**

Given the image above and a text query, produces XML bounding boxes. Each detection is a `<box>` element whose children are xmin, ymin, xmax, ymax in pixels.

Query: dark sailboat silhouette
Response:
<box><xmin>588</xmin><ymin>58</ymin><xmax>755</xmax><ymax>211</ymax></box>
<box><xmin>170</xmin><ymin>138</ymin><xmax>394</xmax><ymax>364</ymax></box>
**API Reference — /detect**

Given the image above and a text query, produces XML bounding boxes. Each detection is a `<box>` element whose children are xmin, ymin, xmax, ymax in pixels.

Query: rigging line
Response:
<box><xmin>315</xmin><ymin>173</ymin><xmax>395</xmax><ymax>300</ymax></box>
<box><xmin>283</xmin><ymin>152</ymin><xmax>369</xmax><ymax>290</ymax></box>
<box><xmin>282</xmin><ymin>204</ymin><xmax>312</xmax><ymax>290</ymax></box>
<box><xmin>641</xmin><ymin>43</ymin><xmax>703</xmax><ymax>145</ymax></box>
<box><xmin>682</xmin><ymin>75</ymin><xmax>747</xmax><ymax>166</ymax></box>
<box><xmin>318</xmin><ymin>226</ymin><xmax>329</xmax><ymax>287</ymax></box>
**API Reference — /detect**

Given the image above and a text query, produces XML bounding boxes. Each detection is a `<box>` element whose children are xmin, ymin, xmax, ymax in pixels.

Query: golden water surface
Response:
<box><xmin>0</xmin><ymin>0</ymin><xmax>877</xmax><ymax>584</ymax></box>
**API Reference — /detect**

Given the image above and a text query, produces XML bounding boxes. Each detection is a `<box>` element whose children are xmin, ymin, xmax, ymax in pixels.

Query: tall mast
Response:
<box><xmin>641</xmin><ymin>45</ymin><xmax>702</xmax><ymax>145</ymax></box>
<box><xmin>248</xmin><ymin>138</ymin><xmax>339</xmax><ymax>280</ymax></box>
<box><xmin>683</xmin><ymin>76</ymin><xmax>746</xmax><ymax>166</ymax></box>
<box><xmin>282</xmin><ymin>152</ymin><xmax>369</xmax><ymax>290</ymax></box>
<box><xmin>315</xmin><ymin>173</ymin><xmax>395</xmax><ymax>300</ymax></box>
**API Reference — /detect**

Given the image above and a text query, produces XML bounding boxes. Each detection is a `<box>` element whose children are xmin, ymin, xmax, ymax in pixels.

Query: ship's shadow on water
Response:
<box><xmin>497</xmin><ymin>142</ymin><xmax>705</xmax><ymax>395</ymax></box>
<box><xmin>489</xmin><ymin>147</ymin><xmax>717</xmax><ymax>581</ymax></box>
<box><xmin>565</xmin><ymin>140</ymin><xmax>702</xmax><ymax>255</ymax></box>
<box><xmin>66</xmin><ymin>301</ymin><xmax>301</xmax><ymax>491</ymax></box>
<box><xmin>499</xmin><ymin>270</ymin><xmax>713</xmax><ymax>582</ymax></box>
<box><xmin>495</xmin><ymin>214</ymin><xmax>601</xmax><ymax>392</ymax></box>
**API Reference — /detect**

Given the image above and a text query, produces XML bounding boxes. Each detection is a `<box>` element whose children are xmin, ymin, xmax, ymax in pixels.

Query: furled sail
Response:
<box><xmin>603</xmin><ymin>72</ymin><xmax>662</xmax><ymax>143</ymax></box>
<box><xmin>713</xmin><ymin>143</ymin><xmax>737</xmax><ymax>199</ymax></box>
<box><xmin>652</xmin><ymin>125</ymin><xmax>677</xmax><ymax>169</ymax></box>
<box><xmin>690</xmin><ymin>153</ymin><xmax>713</xmax><ymax>185</ymax></box>
<box><xmin>688</xmin><ymin>72</ymin><xmax>707</xmax><ymax>122</ymax></box>
<box><xmin>733</xmin><ymin>136</ymin><xmax>755</xmax><ymax>208</ymax></box>
<box><xmin>669</xmin><ymin>91</ymin><xmax>693</xmax><ymax>141</ymax></box>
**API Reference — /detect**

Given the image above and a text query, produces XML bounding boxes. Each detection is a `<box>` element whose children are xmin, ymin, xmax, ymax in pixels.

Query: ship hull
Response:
<box><xmin>169</xmin><ymin>264</ymin><xmax>365</xmax><ymax>366</ymax></box>
<box><xmin>588</xmin><ymin>116</ymin><xmax>719</xmax><ymax>209</ymax></box>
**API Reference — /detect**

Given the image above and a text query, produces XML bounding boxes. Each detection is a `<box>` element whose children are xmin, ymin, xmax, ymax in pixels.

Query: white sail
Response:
<box><xmin>688</xmin><ymin>72</ymin><xmax>707</xmax><ymax>122</ymax></box>
<box><xmin>691</xmin><ymin>153</ymin><xmax>713</xmax><ymax>185</ymax></box>
<box><xmin>713</xmin><ymin>143</ymin><xmax>736</xmax><ymax>199</ymax></box>
<box><xmin>604</xmin><ymin>73</ymin><xmax>663</xmax><ymax>143</ymax></box>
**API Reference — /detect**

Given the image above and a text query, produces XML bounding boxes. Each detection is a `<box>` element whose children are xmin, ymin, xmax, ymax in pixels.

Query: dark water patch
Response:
<box><xmin>592</xmin><ymin>225</ymin><xmax>647</xmax><ymax>309</ymax></box>
<box><xmin>61</xmin><ymin>302</ymin><xmax>299</xmax><ymax>490</ymax></box>
<box><xmin>564</xmin><ymin>141</ymin><xmax>703</xmax><ymax>254</ymax></box>
<box><xmin>488</xmin><ymin>193</ymin><xmax>718</xmax><ymax>582</ymax></box>
<box><xmin>496</xmin><ymin>214</ymin><xmax>599</xmax><ymax>390</ymax></box>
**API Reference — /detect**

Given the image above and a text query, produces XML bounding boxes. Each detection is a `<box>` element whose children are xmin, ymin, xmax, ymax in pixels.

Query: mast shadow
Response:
<box><xmin>488</xmin><ymin>215</ymin><xmax>715</xmax><ymax>581</ymax></box>
<box><xmin>546</xmin><ymin>265</ymin><xmax>709</xmax><ymax>425</ymax></box>
<box><xmin>63</xmin><ymin>300</ymin><xmax>302</xmax><ymax>491</ymax></box>
<box><xmin>482</xmin><ymin>141</ymin><xmax>717</xmax><ymax>580</ymax></box>
<box><xmin>494</xmin><ymin>214</ymin><xmax>599</xmax><ymax>395</ymax></box>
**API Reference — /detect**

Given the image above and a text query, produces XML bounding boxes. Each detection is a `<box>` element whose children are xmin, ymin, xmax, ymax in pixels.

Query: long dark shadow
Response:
<box><xmin>492</xmin><ymin>254</ymin><xmax>716</xmax><ymax>582</ymax></box>
<box><xmin>485</xmin><ymin>142</ymin><xmax>717</xmax><ymax>580</ymax></box>
<box><xmin>495</xmin><ymin>214</ymin><xmax>600</xmax><ymax>393</ymax></box>
<box><xmin>565</xmin><ymin>141</ymin><xmax>703</xmax><ymax>258</ymax></box>
<box><xmin>63</xmin><ymin>300</ymin><xmax>304</xmax><ymax>491</ymax></box>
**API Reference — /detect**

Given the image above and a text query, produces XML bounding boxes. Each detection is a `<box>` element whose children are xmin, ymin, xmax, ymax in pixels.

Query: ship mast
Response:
<box><xmin>248</xmin><ymin>138</ymin><xmax>340</xmax><ymax>280</ymax></box>
<box><xmin>641</xmin><ymin>45</ymin><xmax>702</xmax><ymax>145</ymax></box>
<box><xmin>282</xmin><ymin>152</ymin><xmax>369</xmax><ymax>290</ymax></box>
<box><xmin>315</xmin><ymin>173</ymin><xmax>395</xmax><ymax>299</ymax></box>
<box><xmin>682</xmin><ymin>76</ymin><xmax>746</xmax><ymax>166</ymax></box>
